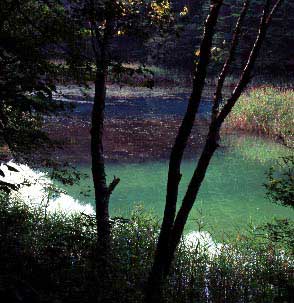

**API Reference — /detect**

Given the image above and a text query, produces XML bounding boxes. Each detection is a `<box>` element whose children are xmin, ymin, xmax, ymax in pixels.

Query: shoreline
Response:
<box><xmin>44</xmin><ymin>114</ymin><xmax>290</xmax><ymax>166</ymax></box>
<box><xmin>44</xmin><ymin>116</ymin><xmax>210</xmax><ymax>164</ymax></box>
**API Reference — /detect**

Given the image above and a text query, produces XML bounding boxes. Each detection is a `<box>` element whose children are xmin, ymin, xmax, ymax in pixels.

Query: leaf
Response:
<box><xmin>195</xmin><ymin>49</ymin><xmax>200</xmax><ymax>57</ymax></box>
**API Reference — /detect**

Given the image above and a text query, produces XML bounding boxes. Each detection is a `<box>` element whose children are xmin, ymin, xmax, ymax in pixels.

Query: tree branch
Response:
<box><xmin>163</xmin><ymin>0</ymin><xmax>223</xmax><ymax>234</ymax></box>
<box><xmin>108</xmin><ymin>176</ymin><xmax>120</xmax><ymax>195</ymax></box>
<box><xmin>211</xmin><ymin>0</ymin><xmax>250</xmax><ymax>121</ymax></box>
<box><xmin>216</xmin><ymin>0</ymin><xmax>283</xmax><ymax>127</ymax></box>
<box><xmin>149</xmin><ymin>1</ymin><xmax>224</xmax><ymax>281</ymax></box>
<box><xmin>266</xmin><ymin>0</ymin><xmax>283</xmax><ymax>25</ymax></box>
<box><xmin>170</xmin><ymin>0</ymin><xmax>284</xmax><ymax>264</ymax></box>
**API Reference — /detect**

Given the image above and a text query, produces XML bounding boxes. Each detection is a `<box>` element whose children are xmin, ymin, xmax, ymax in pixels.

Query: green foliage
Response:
<box><xmin>255</xmin><ymin>218</ymin><xmax>294</xmax><ymax>254</ymax></box>
<box><xmin>0</xmin><ymin>196</ymin><xmax>293</xmax><ymax>302</ymax></box>
<box><xmin>0</xmin><ymin>0</ymin><xmax>70</xmax><ymax>162</ymax></box>
<box><xmin>0</xmin><ymin>0</ymin><xmax>175</xmax><ymax>157</ymax></box>
<box><xmin>228</xmin><ymin>87</ymin><xmax>294</xmax><ymax>147</ymax></box>
<box><xmin>63</xmin><ymin>0</ymin><xmax>174</xmax><ymax>81</ymax></box>
<box><xmin>264</xmin><ymin>155</ymin><xmax>294</xmax><ymax>208</ymax></box>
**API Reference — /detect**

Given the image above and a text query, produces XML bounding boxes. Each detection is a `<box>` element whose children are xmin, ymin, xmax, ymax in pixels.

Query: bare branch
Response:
<box><xmin>171</xmin><ymin>0</ymin><xmax>284</xmax><ymax>247</ymax></box>
<box><xmin>146</xmin><ymin>2</ymin><xmax>224</xmax><ymax>293</ymax></box>
<box><xmin>216</xmin><ymin>0</ymin><xmax>283</xmax><ymax>127</ymax></box>
<box><xmin>266</xmin><ymin>0</ymin><xmax>283</xmax><ymax>25</ymax></box>
<box><xmin>146</xmin><ymin>0</ymin><xmax>284</xmax><ymax>300</ymax></box>
<box><xmin>211</xmin><ymin>0</ymin><xmax>250</xmax><ymax>121</ymax></box>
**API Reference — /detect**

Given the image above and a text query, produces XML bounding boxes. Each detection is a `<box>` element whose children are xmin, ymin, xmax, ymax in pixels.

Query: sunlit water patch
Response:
<box><xmin>0</xmin><ymin>161</ymin><xmax>94</xmax><ymax>215</ymax></box>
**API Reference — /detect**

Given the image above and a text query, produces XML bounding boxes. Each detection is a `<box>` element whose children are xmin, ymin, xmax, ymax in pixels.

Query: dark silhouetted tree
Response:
<box><xmin>146</xmin><ymin>0</ymin><xmax>283</xmax><ymax>301</ymax></box>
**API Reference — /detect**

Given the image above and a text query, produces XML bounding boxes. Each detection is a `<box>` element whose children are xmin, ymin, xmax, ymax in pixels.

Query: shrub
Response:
<box><xmin>264</xmin><ymin>155</ymin><xmax>294</xmax><ymax>208</ymax></box>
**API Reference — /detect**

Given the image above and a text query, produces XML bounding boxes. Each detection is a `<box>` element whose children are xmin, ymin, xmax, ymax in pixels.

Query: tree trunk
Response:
<box><xmin>91</xmin><ymin>67</ymin><xmax>110</xmax><ymax>252</ymax></box>
<box><xmin>145</xmin><ymin>126</ymin><xmax>220</xmax><ymax>303</ymax></box>
<box><xmin>90</xmin><ymin>28</ymin><xmax>120</xmax><ymax>301</ymax></box>
<box><xmin>145</xmin><ymin>2</ymin><xmax>223</xmax><ymax>301</ymax></box>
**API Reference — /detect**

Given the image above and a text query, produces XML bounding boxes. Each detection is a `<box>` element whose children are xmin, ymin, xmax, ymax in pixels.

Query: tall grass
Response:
<box><xmin>227</xmin><ymin>87</ymin><xmax>294</xmax><ymax>147</ymax></box>
<box><xmin>0</xmin><ymin>195</ymin><xmax>293</xmax><ymax>302</ymax></box>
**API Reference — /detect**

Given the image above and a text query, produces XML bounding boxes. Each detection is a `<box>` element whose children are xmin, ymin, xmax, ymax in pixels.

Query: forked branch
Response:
<box><xmin>166</xmin><ymin>0</ymin><xmax>283</xmax><ymax>275</ymax></box>
<box><xmin>161</xmin><ymin>0</ymin><xmax>224</xmax><ymax>244</ymax></box>
<box><xmin>216</xmin><ymin>0</ymin><xmax>283</xmax><ymax>126</ymax></box>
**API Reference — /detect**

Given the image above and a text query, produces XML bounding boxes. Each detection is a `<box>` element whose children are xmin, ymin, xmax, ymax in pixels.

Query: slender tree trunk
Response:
<box><xmin>145</xmin><ymin>125</ymin><xmax>220</xmax><ymax>303</ymax></box>
<box><xmin>145</xmin><ymin>2</ymin><xmax>223</xmax><ymax>302</ymax></box>
<box><xmin>91</xmin><ymin>66</ymin><xmax>110</xmax><ymax>252</ymax></box>
<box><xmin>169</xmin><ymin>125</ymin><xmax>220</xmax><ymax>255</ymax></box>
<box><xmin>89</xmin><ymin>22</ymin><xmax>120</xmax><ymax>301</ymax></box>
<box><xmin>90</xmin><ymin>25</ymin><xmax>119</xmax><ymax>255</ymax></box>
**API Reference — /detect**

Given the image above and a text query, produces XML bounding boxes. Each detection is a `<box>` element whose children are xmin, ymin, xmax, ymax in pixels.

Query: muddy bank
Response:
<box><xmin>45</xmin><ymin>116</ymin><xmax>210</xmax><ymax>164</ymax></box>
<box><xmin>45</xmin><ymin>84</ymin><xmax>216</xmax><ymax>164</ymax></box>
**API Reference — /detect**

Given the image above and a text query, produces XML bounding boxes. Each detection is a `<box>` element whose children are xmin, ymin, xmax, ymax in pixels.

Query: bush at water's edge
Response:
<box><xmin>227</xmin><ymin>87</ymin><xmax>294</xmax><ymax>148</ymax></box>
<box><xmin>0</xmin><ymin>194</ymin><xmax>293</xmax><ymax>303</ymax></box>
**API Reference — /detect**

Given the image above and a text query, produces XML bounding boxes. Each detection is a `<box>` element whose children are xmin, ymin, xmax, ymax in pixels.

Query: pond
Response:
<box><xmin>53</xmin><ymin>85</ymin><xmax>294</xmax><ymax>239</ymax></box>
<box><xmin>61</xmin><ymin>134</ymin><xmax>293</xmax><ymax>239</ymax></box>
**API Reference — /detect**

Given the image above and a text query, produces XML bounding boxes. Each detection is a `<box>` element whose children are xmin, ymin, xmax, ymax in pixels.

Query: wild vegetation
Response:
<box><xmin>264</xmin><ymin>155</ymin><xmax>294</xmax><ymax>208</ymax></box>
<box><xmin>228</xmin><ymin>87</ymin><xmax>294</xmax><ymax>147</ymax></box>
<box><xmin>0</xmin><ymin>195</ymin><xmax>293</xmax><ymax>303</ymax></box>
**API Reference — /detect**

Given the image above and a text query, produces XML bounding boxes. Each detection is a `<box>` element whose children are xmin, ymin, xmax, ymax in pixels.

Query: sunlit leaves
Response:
<box><xmin>180</xmin><ymin>5</ymin><xmax>189</xmax><ymax>17</ymax></box>
<box><xmin>150</xmin><ymin>0</ymin><xmax>171</xmax><ymax>19</ymax></box>
<box><xmin>117</xmin><ymin>30</ymin><xmax>125</xmax><ymax>36</ymax></box>
<box><xmin>83</xmin><ymin>0</ymin><xmax>173</xmax><ymax>38</ymax></box>
<box><xmin>195</xmin><ymin>49</ymin><xmax>201</xmax><ymax>57</ymax></box>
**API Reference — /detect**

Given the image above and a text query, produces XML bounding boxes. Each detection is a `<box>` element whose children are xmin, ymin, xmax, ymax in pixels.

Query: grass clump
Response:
<box><xmin>227</xmin><ymin>86</ymin><xmax>294</xmax><ymax>147</ymax></box>
<box><xmin>0</xmin><ymin>195</ymin><xmax>293</xmax><ymax>303</ymax></box>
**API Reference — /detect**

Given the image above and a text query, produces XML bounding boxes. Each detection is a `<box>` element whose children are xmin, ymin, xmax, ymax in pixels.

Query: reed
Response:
<box><xmin>227</xmin><ymin>86</ymin><xmax>294</xmax><ymax>147</ymax></box>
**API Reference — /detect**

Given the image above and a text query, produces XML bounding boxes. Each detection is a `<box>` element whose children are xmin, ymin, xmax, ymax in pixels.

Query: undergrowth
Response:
<box><xmin>0</xmin><ymin>195</ymin><xmax>293</xmax><ymax>303</ymax></box>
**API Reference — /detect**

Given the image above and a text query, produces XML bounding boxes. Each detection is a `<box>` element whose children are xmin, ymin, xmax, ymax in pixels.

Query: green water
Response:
<box><xmin>64</xmin><ymin>134</ymin><xmax>293</xmax><ymax>238</ymax></box>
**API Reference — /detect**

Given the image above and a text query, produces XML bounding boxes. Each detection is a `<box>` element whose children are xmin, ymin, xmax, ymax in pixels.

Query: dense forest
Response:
<box><xmin>0</xmin><ymin>1</ymin><xmax>293</xmax><ymax>302</ymax></box>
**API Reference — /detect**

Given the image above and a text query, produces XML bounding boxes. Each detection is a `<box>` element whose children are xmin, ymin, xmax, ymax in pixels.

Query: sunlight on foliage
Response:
<box><xmin>228</xmin><ymin>87</ymin><xmax>294</xmax><ymax>147</ymax></box>
<box><xmin>150</xmin><ymin>0</ymin><xmax>171</xmax><ymax>20</ymax></box>
<box><xmin>180</xmin><ymin>5</ymin><xmax>189</xmax><ymax>17</ymax></box>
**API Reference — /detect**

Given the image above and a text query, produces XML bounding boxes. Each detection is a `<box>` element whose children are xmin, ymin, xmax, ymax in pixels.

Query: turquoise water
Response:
<box><xmin>63</xmin><ymin>134</ymin><xmax>293</xmax><ymax>238</ymax></box>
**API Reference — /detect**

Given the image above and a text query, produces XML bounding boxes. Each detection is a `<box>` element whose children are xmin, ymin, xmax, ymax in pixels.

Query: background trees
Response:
<box><xmin>151</xmin><ymin>0</ymin><xmax>294</xmax><ymax>75</ymax></box>
<box><xmin>0</xmin><ymin>0</ymin><xmax>70</xmax><ymax>163</ymax></box>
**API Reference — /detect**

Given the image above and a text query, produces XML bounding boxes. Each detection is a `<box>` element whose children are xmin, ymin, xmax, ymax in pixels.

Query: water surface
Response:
<box><xmin>63</xmin><ymin>134</ymin><xmax>293</xmax><ymax>239</ymax></box>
